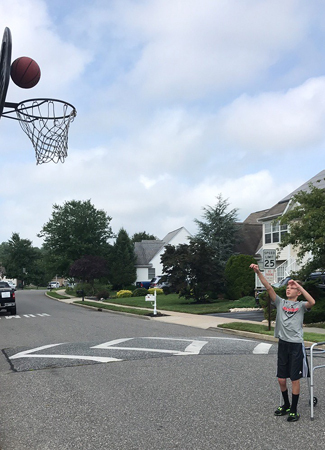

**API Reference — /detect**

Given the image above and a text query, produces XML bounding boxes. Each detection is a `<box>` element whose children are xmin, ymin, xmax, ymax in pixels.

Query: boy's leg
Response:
<box><xmin>290</xmin><ymin>379</ymin><xmax>300</xmax><ymax>415</ymax></box>
<box><xmin>274</xmin><ymin>378</ymin><xmax>290</xmax><ymax>415</ymax></box>
<box><xmin>279</xmin><ymin>378</ymin><xmax>290</xmax><ymax>408</ymax></box>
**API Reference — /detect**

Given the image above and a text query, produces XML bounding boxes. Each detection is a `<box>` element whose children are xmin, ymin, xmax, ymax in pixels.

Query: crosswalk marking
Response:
<box><xmin>0</xmin><ymin>313</ymin><xmax>51</xmax><ymax>320</ymax></box>
<box><xmin>253</xmin><ymin>343</ymin><xmax>273</xmax><ymax>354</ymax></box>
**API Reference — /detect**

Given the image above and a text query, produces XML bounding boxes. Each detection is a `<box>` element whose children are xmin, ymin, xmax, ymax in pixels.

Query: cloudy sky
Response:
<box><xmin>0</xmin><ymin>0</ymin><xmax>324</xmax><ymax>246</ymax></box>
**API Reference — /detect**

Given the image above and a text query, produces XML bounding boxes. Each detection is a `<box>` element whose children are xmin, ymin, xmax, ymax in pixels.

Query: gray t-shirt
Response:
<box><xmin>272</xmin><ymin>295</ymin><xmax>309</xmax><ymax>343</ymax></box>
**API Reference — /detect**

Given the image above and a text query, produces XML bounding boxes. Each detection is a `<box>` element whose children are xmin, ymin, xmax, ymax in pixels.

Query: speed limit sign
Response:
<box><xmin>263</xmin><ymin>249</ymin><xmax>276</xmax><ymax>269</ymax></box>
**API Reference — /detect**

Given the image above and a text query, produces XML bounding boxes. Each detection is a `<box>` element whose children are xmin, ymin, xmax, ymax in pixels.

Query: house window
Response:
<box><xmin>264</xmin><ymin>222</ymin><xmax>287</xmax><ymax>244</ymax></box>
<box><xmin>148</xmin><ymin>268</ymin><xmax>155</xmax><ymax>279</ymax></box>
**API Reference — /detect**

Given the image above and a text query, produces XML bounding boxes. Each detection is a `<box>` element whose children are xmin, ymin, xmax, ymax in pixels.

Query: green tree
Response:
<box><xmin>109</xmin><ymin>228</ymin><xmax>136</xmax><ymax>289</ymax></box>
<box><xmin>193</xmin><ymin>194</ymin><xmax>239</xmax><ymax>267</ymax></box>
<box><xmin>225</xmin><ymin>254</ymin><xmax>256</xmax><ymax>299</ymax></box>
<box><xmin>161</xmin><ymin>241</ymin><xmax>223</xmax><ymax>302</ymax></box>
<box><xmin>38</xmin><ymin>200</ymin><xmax>113</xmax><ymax>276</ymax></box>
<box><xmin>1</xmin><ymin>233</ymin><xmax>41</xmax><ymax>286</ymax></box>
<box><xmin>131</xmin><ymin>231</ymin><xmax>157</xmax><ymax>244</ymax></box>
<box><xmin>279</xmin><ymin>182</ymin><xmax>325</xmax><ymax>275</ymax></box>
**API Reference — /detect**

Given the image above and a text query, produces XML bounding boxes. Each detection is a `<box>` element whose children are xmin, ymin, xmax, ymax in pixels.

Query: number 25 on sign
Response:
<box><xmin>263</xmin><ymin>249</ymin><xmax>276</xmax><ymax>269</ymax></box>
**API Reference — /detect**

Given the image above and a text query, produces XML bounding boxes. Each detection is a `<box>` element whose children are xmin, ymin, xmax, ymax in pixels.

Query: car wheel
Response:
<box><xmin>11</xmin><ymin>308</ymin><xmax>17</xmax><ymax>315</ymax></box>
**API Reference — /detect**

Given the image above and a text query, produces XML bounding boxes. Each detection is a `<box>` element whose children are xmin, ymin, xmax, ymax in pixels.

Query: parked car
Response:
<box><xmin>149</xmin><ymin>276</ymin><xmax>163</xmax><ymax>288</ymax></box>
<box><xmin>6</xmin><ymin>281</ymin><xmax>16</xmax><ymax>290</ymax></box>
<box><xmin>0</xmin><ymin>281</ymin><xmax>16</xmax><ymax>315</ymax></box>
<box><xmin>272</xmin><ymin>276</ymin><xmax>292</xmax><ymax>288</ymax></box>
<box><xmin>47</xmin><ymin>281</ymin><xmax>60</xmax><ymax>289</ymax></box>
<box><xmin>135</xmin><ymin>281</ymin><xmax>151</xmax><ymax>289</ymax></box>
<box><xmin>306</xmin><ymin>272</ymin><xmax>325</xmax><ymax>290</ymax></box>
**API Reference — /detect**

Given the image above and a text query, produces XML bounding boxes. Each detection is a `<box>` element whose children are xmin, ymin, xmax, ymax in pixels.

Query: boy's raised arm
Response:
<box><xmin>249</xmin><ymin>263</ymin><xmax>277</xmax><ymax>302</ymax></box>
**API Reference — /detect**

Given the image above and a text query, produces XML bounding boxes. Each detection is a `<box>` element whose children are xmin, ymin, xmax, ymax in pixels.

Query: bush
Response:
<box><xmin>225</xmin><ymin>255</ymin><xmax>257</xmax><ymax>300</ymax></box>
<box><xmin>116</xmin><ymin>290</ymin><xmax>132</xmax><ymax>298</ymax></box>
<box><xmin>132</xmin><ymin>288</ymin><xmax>148</xmax><ymax>297</ymax></box>
<box><xmin>96</xmin><ymin>289</ymin><xmax>110</xmax><ymax>300</ymax></box>
<box><xmin>74</xmin><ymin>282</ymin><xmax>93</xmax><ymax>296</ymax></box>
<box><xmin>162</xmin><ymin>286</ymin><xmax>172</xmax><ymax>295</ymax></box>
<box><xmin>148</xmin><ymin>288</ymin><xmax>164</xmax><ymax>295</ymax></box>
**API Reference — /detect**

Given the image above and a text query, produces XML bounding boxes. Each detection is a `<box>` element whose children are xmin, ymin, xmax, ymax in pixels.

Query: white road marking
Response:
<box><xmin>91</xmin><ymin>337</ymin><xmax>208</xmax><ymax>355</ymax></box>
<box><xmin>253</xmin><ymin>343</ymin><xmax>273</xmax><ymax>354</ymax></box>
<box><xmin>10</xmin><ymin>343</ymin><xmax>121</xmax><ymax>363</ymax></box>
<box><xmin>0</xmin><ymin>313</ymin><xmax>50</xmax><ymax>320</ymax></box>
<box><xmin>92</xmin><ymin>338</ymin><xmax>133</xmax><ymax>349</ymax></box>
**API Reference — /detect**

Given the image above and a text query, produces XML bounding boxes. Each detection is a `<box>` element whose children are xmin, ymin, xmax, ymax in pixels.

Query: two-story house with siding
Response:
<box><xmin>247</xmin><ymin>170</ymin><xmax>325</xmax><ymax>289</ymax></box>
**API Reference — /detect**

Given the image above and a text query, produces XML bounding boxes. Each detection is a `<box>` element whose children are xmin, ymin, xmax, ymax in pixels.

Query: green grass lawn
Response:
<box><xmin>74</xmin><ymin>301</ymin><xmax>152</xmax><ymax>315</ymax></box>
<box><xmin>101</xmin><ymin>293</ymin><xmax>257</xmax><ymax>314</ymax></box>
<box><xmin>218</xmin><ymin>322</ymin><xmax>325</xmax><ymax>343</ymax></box>
<box><xmin>47</xmin><ymin>291</ymin><xmax>71</xmax><ymax>300</ymax></box>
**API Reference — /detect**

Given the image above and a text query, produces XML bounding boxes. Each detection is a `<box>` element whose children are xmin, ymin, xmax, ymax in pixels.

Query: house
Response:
<box><xmin>247</xmin><ymin>170</ymin><xmax>325</xmax><ymax>288</ymax></box>
<box><xmin>134</xmin><ymin>227</ymin><xmax>192</xmax><ymax>283</ymax></box>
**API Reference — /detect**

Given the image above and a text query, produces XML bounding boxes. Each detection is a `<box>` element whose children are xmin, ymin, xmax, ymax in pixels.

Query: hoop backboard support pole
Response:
<box><xmin>0</xmin><ymin>27</ymin><xmax>12</xmax><ymax>117</ymax></box>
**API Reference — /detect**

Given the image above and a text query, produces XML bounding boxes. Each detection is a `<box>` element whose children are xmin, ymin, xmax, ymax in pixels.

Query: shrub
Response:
<box><xmin>116</xmin><ymin>290</ymin><xmax>132</xmax><ymax>298</ymax></box>
<box><xmin>148</xmin><ymin>288</ymin><xmax>164</xmax><ymax>295</ymax></box>
<box><xmin>162</xmin><ymin>286</ymin><xmax>171</xmax><ymax>295</ymax></box>
<box><xmin>74</xmin><ymin>282</ymin><xmax>93</xmax><ymax>296</ymax></box>
<box><xmin>96</xmin><ymin>289</ymin><xmax>110</xmax><ymax>300</ymax></box>
<box><xmin>132</xmin><ymin>288</ymin><xmax>148</xmax><ymax>297</ymax></box>
<box><xmin>225</xmin><ymin>254</ymin><xmax>256</xmax><ymax>300</ymax></box>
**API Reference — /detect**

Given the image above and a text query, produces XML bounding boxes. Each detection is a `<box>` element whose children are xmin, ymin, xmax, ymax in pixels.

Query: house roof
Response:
<box><xmin>243</xmin><ymin>209</ymin><xmax>269</xmax><ymax>224</ymax></box>
<box><xmin>134</xmin><ymin>240</ymin><xmax>165</xmax><ymax>267</ymax></box>
<box><xmin>234</xmin><ymin>223</ymin><xmax>262</xmax><ymax>256</ymax></box>
<box><xmin>134</xmin><ymin>227</ymin><xmax>192</xmax><ymax>267</ymax></box>
<box><xmin>280</xmin><ymin>169</ymin><xmax>325</xmax><ymax>202</ymax></box>
<box><xmin>162</xmin><ymin>227</ymin><xmax>191</xmax><ymax>244</ymax></box>
<box><xmin>257</xmin><ymin>169</ymin><xmax>325</xmax><ymax>221</ymax></box>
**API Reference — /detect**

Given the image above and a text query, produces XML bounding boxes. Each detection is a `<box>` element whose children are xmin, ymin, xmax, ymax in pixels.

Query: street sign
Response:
<box><xmin>263</xmin><ymin>249</ymin><xmax>276</xmax><ymax>270</ymax></box>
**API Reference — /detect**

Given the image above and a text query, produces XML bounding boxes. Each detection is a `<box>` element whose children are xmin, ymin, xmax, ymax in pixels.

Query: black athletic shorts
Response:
<box><xmin>277</xmin><ymin>339</ymin><xmax>309</xmax><ymax>381</ymax></box>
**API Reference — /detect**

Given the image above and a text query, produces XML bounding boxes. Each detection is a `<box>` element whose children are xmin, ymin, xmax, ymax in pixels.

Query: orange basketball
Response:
<box><xmin>10</xmin><ymin>56</ymin><xmax>41</xmax><ymax>89</ymax></box>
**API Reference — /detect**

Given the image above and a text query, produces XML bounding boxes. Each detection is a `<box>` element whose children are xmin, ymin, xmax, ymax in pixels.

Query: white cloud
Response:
<box><xmin>217</xmin><ymin>77</ymin><xmax>325</xmax><ymax>151</ymax></box>
<box><xmin>0</xmin><ymin>0</ymin><xmax>323</xmax><ymax>248</ymax></box>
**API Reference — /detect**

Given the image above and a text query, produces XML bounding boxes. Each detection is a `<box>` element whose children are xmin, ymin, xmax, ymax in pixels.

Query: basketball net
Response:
<box><xmin>14</xmin><ymin>98</ymin><xmax>76</xmax><ymax>164</ymax></box>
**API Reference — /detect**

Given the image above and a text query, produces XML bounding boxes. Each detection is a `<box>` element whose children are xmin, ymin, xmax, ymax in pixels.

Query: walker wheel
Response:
<box><xmin>309</xmin><ymin>397</ymin><xmax>318</xmax><ymax>406</ymax></box>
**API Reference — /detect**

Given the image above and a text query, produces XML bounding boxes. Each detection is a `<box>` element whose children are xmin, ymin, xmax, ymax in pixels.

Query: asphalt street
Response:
<box><xmin>0</xmin><ymin>290</ymin><xmax>325</xmax><ymax>450</ymax></box>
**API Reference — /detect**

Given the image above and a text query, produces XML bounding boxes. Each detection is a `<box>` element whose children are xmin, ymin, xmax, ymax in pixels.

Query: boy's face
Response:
<box><xmin>286</xmin><ymin>284</ymin><xmax>299</xmax><ymax>301</ymax></box>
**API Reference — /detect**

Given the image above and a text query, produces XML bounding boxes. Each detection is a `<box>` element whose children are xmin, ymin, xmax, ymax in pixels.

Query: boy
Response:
<box><xmin>250</xmin><ymin>264</ymin><xmax>315</xmax><ymax>422</ymax></box>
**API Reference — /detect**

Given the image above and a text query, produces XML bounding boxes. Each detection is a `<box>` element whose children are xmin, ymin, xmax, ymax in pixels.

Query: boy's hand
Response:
<box><xmin>250</xmin><ymin>264</ymin><xmax>260</xmax><ymax>273</ymax></box>
<box><xmin>287</xmin><ymin>279</ymin><xmax>300</xmax><ymax>292</ymax></box>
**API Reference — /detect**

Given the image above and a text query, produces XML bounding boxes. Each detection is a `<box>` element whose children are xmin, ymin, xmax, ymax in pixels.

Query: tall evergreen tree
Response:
<box><xmin>192</xmin><ymin>194</ymin><xmax>239</xmax><ymax>267</ymax></box>
<box><xmin>110</xmin><ymin>228</ymin><xmax>136</xmax><ymax>289</ymax></box>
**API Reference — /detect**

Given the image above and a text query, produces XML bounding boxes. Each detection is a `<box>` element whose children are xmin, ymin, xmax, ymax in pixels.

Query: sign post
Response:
<box><xmin>263</xmin><ymin>249</ymin><xmax>276</xmax><ymax>331</ymax></box>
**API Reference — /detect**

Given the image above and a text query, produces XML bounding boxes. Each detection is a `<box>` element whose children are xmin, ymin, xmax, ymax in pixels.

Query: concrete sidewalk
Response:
<box><xmin>51</xmin><ymin>290</ymin><xmax>325</xmax><ymax>343</ymax></box>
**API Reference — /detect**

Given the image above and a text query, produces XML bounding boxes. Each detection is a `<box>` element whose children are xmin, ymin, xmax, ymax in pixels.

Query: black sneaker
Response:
<box><xmin>287</xmin><ymin>412</ymin><xmax>300</xmax><ymax>422</ymax></box>
<box><xmin>274</xmin><ymin>405</ymin><xmax>290</xmax><ymax>416</ymax></box>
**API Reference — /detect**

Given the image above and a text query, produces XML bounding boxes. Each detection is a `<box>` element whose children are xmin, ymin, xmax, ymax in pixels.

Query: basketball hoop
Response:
<box><xmin>2</xmin><ymin>98</ymin><xmax>76</xmax><ymax>164</ymax></box>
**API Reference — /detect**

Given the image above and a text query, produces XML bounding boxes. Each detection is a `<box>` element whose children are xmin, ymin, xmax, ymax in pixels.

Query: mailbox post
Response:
<box><xmin>145</xmin><ymin>290</ymin><xmax>157</xmax><ymax>315</ymax></box>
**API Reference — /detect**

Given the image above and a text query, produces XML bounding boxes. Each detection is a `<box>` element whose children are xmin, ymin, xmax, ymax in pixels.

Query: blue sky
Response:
<box><xmin>0</xmin><ymin>0</ymin><xmax>324</xmax><ymax>246</ymax></box>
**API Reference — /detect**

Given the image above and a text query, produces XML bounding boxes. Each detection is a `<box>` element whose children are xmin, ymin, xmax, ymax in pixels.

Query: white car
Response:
<box><xmin>7</xmin><ymin>281</ymin><xmax>16</xmax><ymax>290</ymax></box>
<box><xmin>48</xmin><ymin>281</ymin><xmax>60</xmax><ymax>289</ymax></box>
